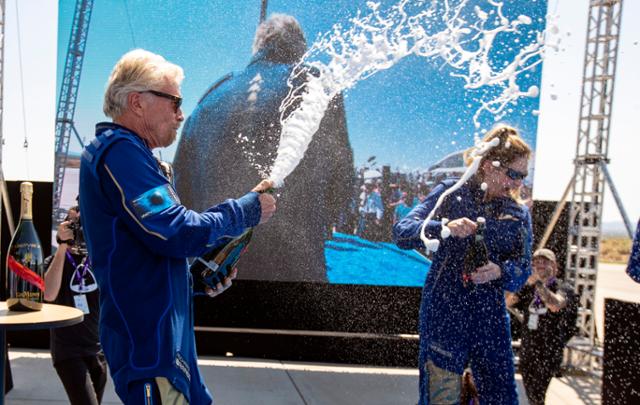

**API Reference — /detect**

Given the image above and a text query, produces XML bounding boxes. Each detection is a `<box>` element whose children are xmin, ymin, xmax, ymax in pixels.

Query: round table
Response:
<box><xmin>0</xmin><ymin>302</ymin><xmax>84</xmax><ymax>404</ymax></box>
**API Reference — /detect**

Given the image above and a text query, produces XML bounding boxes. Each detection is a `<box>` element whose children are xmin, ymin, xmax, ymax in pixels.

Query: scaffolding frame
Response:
<box><xmin>52</xmin><ymin>0</ymin><xmax>93</xmax><ymax>224</ymax></box>
<box><xmin>564</xmin><ymin>0</ymin><xmax>624</xmax><ymax>369</ymax></box>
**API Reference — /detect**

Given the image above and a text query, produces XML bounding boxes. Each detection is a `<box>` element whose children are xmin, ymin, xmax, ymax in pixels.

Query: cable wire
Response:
<box><xmin>123</xmin><ymin>0</ymin><xmax>137</xmax><ymax>47</ymax></box>
<box><xmin>14</xmin><ymin>0</ymin><xmax>30</xmax><ymax>177</ymax></box>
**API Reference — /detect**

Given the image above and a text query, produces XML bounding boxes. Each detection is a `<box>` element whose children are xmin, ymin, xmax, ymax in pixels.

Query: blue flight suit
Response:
<box><xmin>393</xmin><ymin>179</ymin><xmax>532</xmax><ymax>404</ymax></box>
<box><xmin>627</xmin><ymin>219</ymin><xmax>640</xmax><ymax>283</ymax></box>
<box><xmin>79</xmin><ymin>122</ymin><xmax>262</xmax><ymax>404</ymax></box>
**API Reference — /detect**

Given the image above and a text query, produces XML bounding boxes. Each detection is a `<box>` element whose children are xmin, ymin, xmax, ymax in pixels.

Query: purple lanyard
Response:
<box><xmin>533</xmin><ymin>276</ymin><xmax>556</xmax><ymax>306</ymax></box>
<box><xmin>65</xmin><ymin>250</ymin><xmax>91</xmax><ymax>285</ymax></box>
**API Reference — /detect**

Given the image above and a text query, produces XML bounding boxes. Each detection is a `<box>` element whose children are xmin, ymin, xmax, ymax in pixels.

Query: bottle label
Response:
<box><xmin>16</xmin><ymin>291</ymin><xmax>40</xmax><ymax>300</ymax></box>
<box><xmin>13</xmin><ymin>243</ymin><xmax>39</xmax><ymax>249</ymax></box>
<box><xmin>7</xmin><ymin>255</ymin><xmax>45</xmax><ymax>292</ymax></box>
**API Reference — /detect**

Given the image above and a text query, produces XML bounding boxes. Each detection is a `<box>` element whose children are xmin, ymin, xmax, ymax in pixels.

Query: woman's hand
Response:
<box><xmin>470</xmin><ymin>261</ymin><xmax>502</xmax><ymax>284</ymax></box>
<box><xmin>446</xmin><ymin>217</ymin><xmax>478</xmax><ymax>238</ymax></box>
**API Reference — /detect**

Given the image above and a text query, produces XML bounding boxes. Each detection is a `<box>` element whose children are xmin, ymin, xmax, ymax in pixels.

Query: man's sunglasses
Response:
<box><xmin>503</xmin><ymin>166</ymin><xmax>528</xmax><ymax>181</ymax></box>
<box><xmin>144</xmin><ymin>90</ymin><xmax>182</xmax><ymax>112</ymax></box>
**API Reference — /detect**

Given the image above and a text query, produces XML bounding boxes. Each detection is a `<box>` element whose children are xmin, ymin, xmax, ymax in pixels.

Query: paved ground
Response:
<box><xmin>5</xmin><ymin>262</ymin><xmax>635</xmax><ymax>404</ymax></box>
<box><xmin>4</xmin><ymin>349</ymin><xmax>601</xmax><ymax>404</ymax></box>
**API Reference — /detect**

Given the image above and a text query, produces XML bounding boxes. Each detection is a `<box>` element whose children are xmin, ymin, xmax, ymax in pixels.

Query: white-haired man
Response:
<box><xmin>79</xmin><ymin>49</ymin><xmax>276</xmax><ymax>404</ymax></box>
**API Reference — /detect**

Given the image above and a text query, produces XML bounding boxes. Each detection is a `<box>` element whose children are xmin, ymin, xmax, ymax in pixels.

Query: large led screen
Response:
<box><xmin>56</xmin><ymin>0</ymin><xmax>546</xmax><ymax>286</ymax></box>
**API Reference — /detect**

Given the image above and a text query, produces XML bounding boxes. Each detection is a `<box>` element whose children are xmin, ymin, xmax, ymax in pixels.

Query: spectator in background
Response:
<box><xmin>358</xmin><ymin>180</ymin><xmax>384</xmax><ymax>241</ymax></box>
<box><xmin>388</xmin><ymin>183</ymin><xmax>403</xmax><ymax>209</ymax></box>
<box><xmin>173</xmin><ymin>14</ymin><xmax>353</xmax><ymax>282</ymax></box>
<box><xmin>506</xmin><ymin>248</ymin><xmax>578</xmax><ymax>405</ymax></box>
<box><xmin>44</xmin><ymin>206</ymin><xmax>107</xmax><ymax>405</ymax></box>
<box><xmin>394</xmin><ymin>189</ymin><xmax>417</xmax><ymax>223</ymax></box>
<box><xmin>626</xmin><ymin>219</ymin><xmax>640</xmax><ymax>283</ymax></box>
<box><xmin>416</xmin><ymin>183</ymin><xmax>429</xmax><ymax>204</ymax></box>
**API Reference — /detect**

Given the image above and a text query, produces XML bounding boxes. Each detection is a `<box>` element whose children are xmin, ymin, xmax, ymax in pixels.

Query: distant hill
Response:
<box><xmin>601</xmin><ymin>221</ymin><xmax>632</xmax><ymax>238</ymax></box>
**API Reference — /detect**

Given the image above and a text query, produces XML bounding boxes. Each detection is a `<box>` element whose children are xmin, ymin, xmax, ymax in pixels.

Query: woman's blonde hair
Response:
<box><xmin>464</xmin><ymin>124</ymin><xmax>531</xmax><ymax>170</ymax></box>
<box><xmin>103</xmin><ymin>49</ymin><xmax>184</xmax><ymax>119</ymax></box>
<box><xmin>464</xmin><ymin>124</ymin><xmax>532</xmax><ymax>201</ymax></box>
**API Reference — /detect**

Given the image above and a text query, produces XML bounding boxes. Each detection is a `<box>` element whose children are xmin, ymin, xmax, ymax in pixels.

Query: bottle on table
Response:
<box><xmin>6</xmin><ymin>182</ymin><xmax>44</xmax><ymax>311</ymax></box>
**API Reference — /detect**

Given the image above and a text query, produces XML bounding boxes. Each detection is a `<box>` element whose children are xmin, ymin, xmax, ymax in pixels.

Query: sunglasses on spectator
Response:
<box><xmin>144</xmin><ymin>90</ymin><xmax>182</xmax><ymax>112</ymax></box>
<box><xmin>503</xmin><ymin>166</ymin><xmax>528</xmax><ymax>181</ymax></box>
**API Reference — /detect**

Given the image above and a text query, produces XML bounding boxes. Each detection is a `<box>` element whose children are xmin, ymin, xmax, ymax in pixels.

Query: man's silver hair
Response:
<box><xmin>252</xmin><ymin>14</ymin><xmax>306</xmax><ymax>63</ymax></box>
<box><xmin>103</xmin><ymin>49</ymin><xmax>184</xmax><ymax>119</ymax></box>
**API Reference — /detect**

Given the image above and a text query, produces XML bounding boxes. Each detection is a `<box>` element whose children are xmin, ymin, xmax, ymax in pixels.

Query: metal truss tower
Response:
<box><xmin>52</xmin><ymin>0</ymin><xmax>94</xmax><ymax>224</ymax></box>
<box><xmin>565</xmin><ymin>0</ymin><xmax>624</xmax><ymax>353</ymax></box>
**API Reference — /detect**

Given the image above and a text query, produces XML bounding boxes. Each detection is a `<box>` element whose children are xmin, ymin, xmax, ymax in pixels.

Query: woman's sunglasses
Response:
<box><xmin>503</xmin><ymin>167</ymin><xmax>528</xmax><ymax>181</ymax></box>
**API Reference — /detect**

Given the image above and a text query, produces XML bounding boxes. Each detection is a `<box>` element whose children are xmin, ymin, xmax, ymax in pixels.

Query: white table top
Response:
<box><xmin>0</xmin><ymin>302</ymin><xmax>84</xmax><ymax>330</ymax></box>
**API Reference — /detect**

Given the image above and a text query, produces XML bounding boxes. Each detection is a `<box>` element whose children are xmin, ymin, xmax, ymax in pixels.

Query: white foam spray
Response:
<box><xmin>265</xmin><ymin>0</ymin><xmax>553</xmax><ymax>251</ymax></box>
<box><xmin>268</xmin><ymin>0</ymin><xmax>552</xmax><ymax>187</ymax></box>
<box><xmin>417</xmin><ymin>136</ymin><xmax>499</xmax><ymax>251</ymax></box>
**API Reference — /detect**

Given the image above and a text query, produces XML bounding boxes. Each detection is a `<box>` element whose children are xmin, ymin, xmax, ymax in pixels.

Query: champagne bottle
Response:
<box><xmin>190</xmin><ymin>228</ymin><xmax>253</xmax><ymax>294</ymax></box>
<box><xmin>462</xmin><ymin>217</ymin><xmax>488</xmax><ymax>287</ymax></box>
<box><xmin>6</xmin><ymin>182</ymin><xmax>45</xmax><ymax>311</ymax></box>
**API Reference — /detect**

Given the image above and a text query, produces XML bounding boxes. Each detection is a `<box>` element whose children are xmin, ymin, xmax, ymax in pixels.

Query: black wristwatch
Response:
<box><xmin>56</xmin><ymin>235</ymin><xmax>74</xmax><ymax>245</ymax></box>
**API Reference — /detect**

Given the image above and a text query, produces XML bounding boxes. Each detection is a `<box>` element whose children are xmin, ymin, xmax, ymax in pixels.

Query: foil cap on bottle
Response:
<box><xmin>20</xmin><ymin>181</ymin><xmax>34</xmax><ymax>219</ymax></box>
<box><xmin>20</xmin><ymin>181</ymin><xmax>34</xmax><ymax>195</ymax></box>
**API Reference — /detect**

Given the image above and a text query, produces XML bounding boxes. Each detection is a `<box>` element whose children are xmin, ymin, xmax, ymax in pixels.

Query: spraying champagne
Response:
<box><xmin>190</xmin><ymin>182</ymin><xmax>275</xmax><ymax>296</ymax></box>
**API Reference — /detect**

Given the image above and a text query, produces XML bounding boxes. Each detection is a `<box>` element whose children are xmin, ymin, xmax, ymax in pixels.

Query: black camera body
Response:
<box><xmin>67</xmin><ymin>219</ymin><xmax>87</xmax><ymax>253</ymax></box>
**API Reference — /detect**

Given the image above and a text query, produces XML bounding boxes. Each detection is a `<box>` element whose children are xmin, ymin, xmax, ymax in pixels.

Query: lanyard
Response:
<box><xmin>533</xmin><ymin>276</ymin><xmax>556</xmax><ymax>307</ymax></box>
<box><xmin>65</xmin><ymin>250</ymin><xmax>91</xmax><ymax>286</ymax></box>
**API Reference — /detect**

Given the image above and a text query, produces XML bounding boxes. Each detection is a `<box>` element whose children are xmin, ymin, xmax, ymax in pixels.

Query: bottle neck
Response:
<box><xmin>20</xmin><ymin>191</ymin><xmax>34</xmax><ymax>220</ymax></box>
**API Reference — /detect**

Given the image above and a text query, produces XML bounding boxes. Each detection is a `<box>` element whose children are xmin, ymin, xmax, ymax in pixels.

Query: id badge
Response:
<box><xmin>527</xmin><ymin>313</ymin><xmax>538</xmax><ymax>330</ymax></box>
<box><xmin>73</xmin><ymin>294</ymin><xmax>90</xmax><ymax>314</ymax></box>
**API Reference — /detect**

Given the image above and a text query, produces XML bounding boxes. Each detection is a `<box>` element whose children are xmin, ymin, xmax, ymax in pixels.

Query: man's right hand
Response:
<box><xmin>252</xmin><ymin>180</ymin><xmax>276</xmax><ymax>224</ymax></box>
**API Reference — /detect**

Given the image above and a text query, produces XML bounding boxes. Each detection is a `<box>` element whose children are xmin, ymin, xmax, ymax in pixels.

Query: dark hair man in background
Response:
<box><xmin>506</xmin><ymin>248</ymin><xmax>578</xmax><ymax>405</ymax></box>
<box><xmin>44</xmin><ymin>205</ymin><xmax>107</xmax><ymax>405</ymax></box>
<box><xmin>173</xmin><ymin>13</ymin><xmax>354</xmax><ymax>282</ymax></box>
<box><xmin>79</xmin><ymin>49</ymin><xmax>275</xmax><ymax>404</ymax></box>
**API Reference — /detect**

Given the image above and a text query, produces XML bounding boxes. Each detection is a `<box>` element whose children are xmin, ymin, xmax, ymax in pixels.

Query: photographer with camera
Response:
<box><xmin>44</xmin><ymin>205</ymin><xmax>107</xmax><ymax>405</ymax></box>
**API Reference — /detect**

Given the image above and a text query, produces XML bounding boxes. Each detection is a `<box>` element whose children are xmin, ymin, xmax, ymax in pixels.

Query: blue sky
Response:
<box><xmin>57</xmin><ymin>0</ymin><xmax>547</xmax><ymax>172</ymax></box>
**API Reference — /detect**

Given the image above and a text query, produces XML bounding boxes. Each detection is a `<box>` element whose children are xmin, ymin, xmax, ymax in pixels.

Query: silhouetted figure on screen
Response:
<box><xmin>174</xmin><ymin>14</ymin><xmax>354</xmax><ymax>282</ymax></box>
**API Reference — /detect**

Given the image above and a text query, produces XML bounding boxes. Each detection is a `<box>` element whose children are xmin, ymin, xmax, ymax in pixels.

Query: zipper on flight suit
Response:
<box><xmin>144</xmin><ymin>382</ymin><xmax>153</xmax><ymax>405</ymax></box>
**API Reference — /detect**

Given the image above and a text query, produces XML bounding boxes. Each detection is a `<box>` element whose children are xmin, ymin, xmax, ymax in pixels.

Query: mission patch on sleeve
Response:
<box><xmin>131</xmin><ymin>183</ymin><xmax>180</xmax><ymax>219</ymax></box>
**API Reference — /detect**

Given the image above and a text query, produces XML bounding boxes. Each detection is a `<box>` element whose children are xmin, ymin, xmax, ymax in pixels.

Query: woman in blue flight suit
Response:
<box><xmin>393</xmin><ymin>125</ymin><xmax>533</xmax><ymax>404</ymax></box>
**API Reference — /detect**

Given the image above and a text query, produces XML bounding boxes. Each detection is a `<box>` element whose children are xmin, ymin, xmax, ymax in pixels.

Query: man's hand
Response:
<box><xmin>446</xmin><ymin>217</ymin><xmax>477</xmax><ymax>238</ymax></box>
<box><xmin>470</xmin><ymin>261</ymin><xmax>501</xmax><ymax>284</ymax></box>
<box><xmin>252</xmin><ymin>179</ymin><xmax>274</xmax><ymax>193</ymax></box>
<box><xmin>57</xmin><ymin>220</ymin><xmax>74</xmax><ymax>244</ymax></box>
<box><xmin>526</xmin><ymin>273</ymin><xmax>538</xmax><ymax>285</ymax></box>
<box><xmin>205</xmin><ymin>268</ymin><xmax>238</xmax><ymax>298</ymax></box>
<box><xmin>252</xmin><ymin>180</ymin><xmax>276</xmax><ymax>224</ymax></box>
